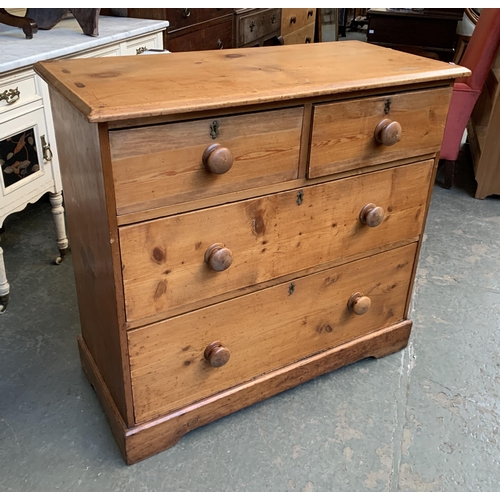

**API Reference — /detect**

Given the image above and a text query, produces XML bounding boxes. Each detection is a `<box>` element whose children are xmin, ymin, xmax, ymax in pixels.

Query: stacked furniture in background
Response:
<box><xmin>280</xmin><ymin>8</ymin><xmax>316</xmax><ymax>45</ymax></box>
<box><xmin>366</xmin><ymin>8</ymin><xmax>464</xmax><ymax>61</ymax></box>
<box><xmin>126</xmin><ymin>8</ymin><xmax>317</xmax><ymax>51</ymax></box>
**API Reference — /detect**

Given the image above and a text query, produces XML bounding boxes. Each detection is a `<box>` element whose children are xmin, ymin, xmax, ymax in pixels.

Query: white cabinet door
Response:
<box><xmin>0</xmin><ymin>107</ymin><xmax>57</xmax><ymax>224</ymax></box>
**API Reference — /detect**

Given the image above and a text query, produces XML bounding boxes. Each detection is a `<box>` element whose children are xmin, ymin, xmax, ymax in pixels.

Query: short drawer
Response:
<box><xmin>167</xmin><ymin>15</ymin><xmax>233</xmax><ymax>52</ymax></box>
<box><xmin>281</xmin><ymin>8</ymin><xmax>316</xmax><ymax>36</ymax></box>
<box><xmin>1</xmin><ymin>71</ymin><xmax>40</xmax><ymax>113</ymax></box>
<box><xmin>122</xmin><ymin>34</ymin><xmax>162</xmax><ymax>55</ymax></box>
<box><xmin>237</xmin><ymin>8</ymin><xmax>281</xmax><ymax>46</ymax></box>
<box><xmin>119</xmin><ymin>160</ymin><xmax>433</xmax><ymax>324</ymax></box>
<box><xmin>165</xmin><ymin>8</ymin><xmax>233</xmax><ymax>32</ymax></box>
<box><xmin>110</xmin><ymin>107</ymin><xmax>303</xmax><ymax>216</ymax></box>
<box><xmin>282</xmin><ymin>23</ymin><xmax>315</xmax><ymax>45</ymax></box>
<box><xmin>128</xmin><ymin>243</ymin><xmax>417</xmax><ymax>422</ymax></box>
<box><xmin>308</xmin><ymin>86</ymin><xmax>452</xmax><ymax>179</ymax></box>
<box><xmin>73</xmin><ymin>45</ymin><xmax>121</xmax><ymax>58</ymax></box>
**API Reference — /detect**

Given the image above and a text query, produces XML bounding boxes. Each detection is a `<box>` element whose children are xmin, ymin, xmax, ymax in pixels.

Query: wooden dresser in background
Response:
<box><xmin>35</xmin><ymin>42</ymin><xmax>468</xmax><ymax>464</ymax></box>
<box><xmin>127</xmin><ymin>8</ymin><xmax>285</xmax><ymax>51</ymax></box>
<box><xmin>467</xmin><ymin>45</ymin><xmax>500</xmax><ymax>199</ymax></box>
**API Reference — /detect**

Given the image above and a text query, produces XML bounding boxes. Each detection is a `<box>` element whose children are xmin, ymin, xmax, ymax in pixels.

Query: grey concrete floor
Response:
<box><xmin>1</xmin><ymin>145</ymin><xmax>499</xmax><ymax>491</ymax></box>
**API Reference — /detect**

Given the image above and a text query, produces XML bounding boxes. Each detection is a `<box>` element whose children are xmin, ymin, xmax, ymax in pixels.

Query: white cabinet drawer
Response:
<box><xmin>73</xmin><ymin>45</ymin><xmax>121</xmax><ymax>58</ymax></box>
<box><xmin>0</xmin><ymin>71</ymin><xmax>41</xmax><ymax>115</ymax></box>
<box><xmin>121</xmin><ymin>33</ymin><xmax>163</xmax><ymax>55</ymax></box>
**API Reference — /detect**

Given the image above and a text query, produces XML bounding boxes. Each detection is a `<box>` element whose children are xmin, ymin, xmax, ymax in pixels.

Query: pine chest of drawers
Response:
<box><xmin>35</xmin><ymin>41</ymin><xmax>468</xmax><ymax>464</ymax></box>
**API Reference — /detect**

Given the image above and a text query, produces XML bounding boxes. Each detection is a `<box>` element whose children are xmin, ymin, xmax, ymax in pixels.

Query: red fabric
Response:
<box><xmin>441</xmin><ymin>9</ymin><xmax>500</xmax><ymax>161</ymax></box>
<box><xmin>440</xmin><ymin>84</ymin><xmax>481</xmax><ymax>160</ymax></box>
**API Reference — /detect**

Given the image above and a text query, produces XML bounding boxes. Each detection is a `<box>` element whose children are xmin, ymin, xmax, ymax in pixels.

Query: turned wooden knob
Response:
<box><xmin>290</xmin><ymin>15</ymin><xmax>297</xmax><ymax>24</ymax></box>
<box><xmin>374</xmin><ymin>118</ymin><xmax>402</xmax><ymax>146</ymax></box>
<box><xmin>359</xmin><ymin>203</ymin><xmax>385</xmax><ymax>228</ymax></box>
<box><xmin>348</xmin><ymin>293</ymin><xmax>371</xmax><ymax>315</ymax></box>
<box><xmin>308</xmin><ymin>9</ymin><xmax>314</xmax><ymax>17</ymax></box>
<box><xmin>202</xmin><ymin>144</ymin><xmax>234</xmax><ymax>174</ymax></box>
<box><xmin>204</xmin><ymin>243</ymin><xmax>233</xmax><ymax>272</ymax></box>
<box><xmin>204</xmin><ymin>341</ymin><xmax>231</xmax><ymax>367</ymax></box>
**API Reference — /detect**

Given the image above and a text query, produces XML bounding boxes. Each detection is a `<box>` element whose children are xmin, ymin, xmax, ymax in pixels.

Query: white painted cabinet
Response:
<box><xmin>0</xmin><ymin>17</ymin><xmax>167</xmax><ymax>312</ymax></box>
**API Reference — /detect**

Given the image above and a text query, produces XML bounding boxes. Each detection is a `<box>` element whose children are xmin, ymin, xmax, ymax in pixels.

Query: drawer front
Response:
<box><xmin>282</xmin><ymin>23</ymin><xmax>315</xmax><ymax>45</ymax></box>
<box><xmin>308</xmin><ymin>86</ymin><xmax>452</xmax><ymax>179</ymax></box>
<box><xmin>281</xmin><ymin>8</ymin><xmax>316</xmax><ymax>36</ymax></box>
<box><xmin>122</xmin><ymin>34</ymin><xmax>162</xmax><ymax>55</ymax></box>
<box><xmin>119</xmin><ymin>160</ymin><xmax>433</xmax><ymax>324</ymax></box>
<box><xmin>1</xmin><ymin>71</ymin><xmax>40</xmax><ymax>114</ymax></box>
<box><xmin>165</xmin><ymin>8</ymin><xmax>233</xmax><ymax>32</ymax></box>
<box><xmin>129</xmin><ymin>243</ymin><xmax>417</xmax><ymax>422</ymax></box>
<box><xmin>73</xmin><ymin>45</ymin><xmax>121</xmax><ymax>58</ymax></box>
<box><xmin>167</xmin><ymin>15</ymin><xmax>233</xmax><ymax>52</ymax></box>
<box><xmin>238</xmin><ymin>8</ymin><xmax>281</xmax><ymax>46</ymax></box>
<box><xmin>110</xmin><ymin>107</ymin><xmax>302</xmax><ymax>216</ymax></box>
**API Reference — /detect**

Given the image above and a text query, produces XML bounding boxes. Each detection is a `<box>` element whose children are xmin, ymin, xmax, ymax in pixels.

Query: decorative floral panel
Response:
<box><xmin>1</xmin><ymin>128</ymin><xmax>40</xmax><ymax>188</ymax></box>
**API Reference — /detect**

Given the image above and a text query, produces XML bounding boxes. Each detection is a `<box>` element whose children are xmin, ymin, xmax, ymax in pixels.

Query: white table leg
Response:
<box><xmin>49</xmin><ymin>191</ymin><xmax>69</xmax><ymax>265</ymax></box>
<box><xmin>0</xmin><ymin>236</ymin><xmax>9</xmax><ymax>313</ymax></box>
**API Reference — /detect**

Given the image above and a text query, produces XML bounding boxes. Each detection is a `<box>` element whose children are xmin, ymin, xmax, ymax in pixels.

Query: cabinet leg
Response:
<box><xmin>0</xmin><ymin>237</ymin><xmax>9</xmax><ymax>314</ymax></box>
<box><xmin>49</xmin><ymin>192</ymin><xmax>69</xmax><ymax>265</ymax></box>
<box><xmin>443</xmin><ymin>160</ymin><xmax>455</xmax><ymax>189</ymax></box>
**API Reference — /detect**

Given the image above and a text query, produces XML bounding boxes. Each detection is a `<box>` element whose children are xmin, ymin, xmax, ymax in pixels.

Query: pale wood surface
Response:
<box><xmin>110</xmin><ymin>107</ymin><xmax>302</xmax><ymax>216</ymax></box>
<box><xmin>129</xmin><ymin>244</ymin><xmax>417</xmax><ymax>422</ymax></box>
<box><xmin>119</xmin><ymin>160</ymin><xmax>433</xmax><ymax>324</ymax></box>
<box><xmin>49</xmin><ymin>90</ymin><xmax>134</xmax><ymax>426</ymax></box>
<box><xmin>34</xmin><ymin>41</ymin><xmax>469</xmax><ymax>123</ymax></box>
<box><xmin>281</xmin><ymin>8</ymin><xmax>316</xmax><ymax>36</ymax></box>
<box><xmin>282</xmin><ymin>24</ymin><xmax>315</xmax><ymax>45</ymax></box>
<box><xmin>309</xmin><ymin>87</ymin><xmax>452</xmax><ymax>178</ymax></box>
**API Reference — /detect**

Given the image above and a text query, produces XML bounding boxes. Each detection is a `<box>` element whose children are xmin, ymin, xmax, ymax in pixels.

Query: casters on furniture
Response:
<box><xmin>0</xmin><ymin>237</ymin><xmax>9</xmax><ymax>314</ymax></box>
<box><xmin>49</xmin><ymin>192</ymin><xmax>69</xmax><ymax>265</ymax></box>
<box><xmin>55</xmin><ymin>248</ymin><xmax>67</xmax><ymax>265</ymax></box>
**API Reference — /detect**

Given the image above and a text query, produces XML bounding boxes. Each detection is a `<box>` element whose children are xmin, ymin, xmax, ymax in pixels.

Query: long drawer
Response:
<box><xmin>110</xmin><ymin>107</ymin><xmax>303</xmax><ymax>215</ymax></box>
<box><xmin>119</xmin><ymin>160</ymin><xmax>433</xmax><ymax>324</ymax></box>
<box><xmin>128</xmin><ymin>243</ymin><xmax>417</xmax><ymax>423</ymax></box>
<box><xmin>308</xmin><ymin>86</ymin><xmax>452</xmax><ymax>178</ymax></box>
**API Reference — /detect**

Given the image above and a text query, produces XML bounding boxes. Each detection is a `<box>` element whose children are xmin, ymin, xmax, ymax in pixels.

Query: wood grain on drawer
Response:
<box><xmin>281</xmin><ymin>8</ymin><xmax>316</xmax><ymax>36</ymax></box>
<box><xmin>129</xmin><ymin>243</ymin><xmax>417</xmax><ymax>422</ymax></box>
<box><xmin>119</xmin><ymin>160</ymin><xmax>433</xmax><ymax>324</ymax></box>
<box><xmin>110</xmin><ymin>107</ymin><xmax>303</xmax><ymax>216</ymax></box>
<box><xmin>308</xmin><ymin>86</ymin><xmax>452</xmax><ymax>178</ymax></box>
<box><xmin>282</xmin><ymin>24</ymin><xmax>315</xmax><ymax>45</ymax></box>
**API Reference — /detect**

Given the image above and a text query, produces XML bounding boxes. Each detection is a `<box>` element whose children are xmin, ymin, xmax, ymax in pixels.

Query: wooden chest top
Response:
<box><xmin>34</xmin><ymin>41</ymin><xmax>468</xmax><ymax>123</ymax></box>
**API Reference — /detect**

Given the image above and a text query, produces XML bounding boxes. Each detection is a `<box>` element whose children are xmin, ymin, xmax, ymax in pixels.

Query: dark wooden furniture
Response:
<box><xmin>128</xmin><ymin>8</ymin><xmax>233</xmax><ymax>51</ymax></box>
<box><xmin>35</xmin><ymin>41</ymin><xmax>468</xmax><ymax>464</ymax></box>
<box><xmin>0</xmin><ymin>8</ymin><xmax>37</xmax><ymax>38</ymax></box>
<box><xmin>127</xmin><ymin>8</ymin><xmax>283</xmax><ymax>51</ymax></box>
<box><xmin>367</xmin><ymin>8</ymin><xmax>464</xmax><ymax>61</ymax></box>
